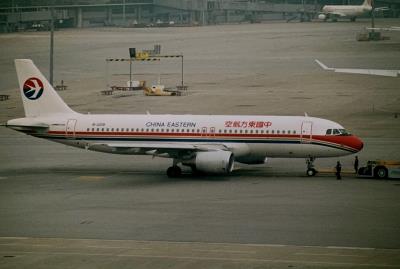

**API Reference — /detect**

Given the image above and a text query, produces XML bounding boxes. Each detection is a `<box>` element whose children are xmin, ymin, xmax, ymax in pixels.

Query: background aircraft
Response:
<box><xmin>315</xmin><ymin>59</ymin><xmax>400</xmax><ymax>77</ymax></box>
<box><xmin>318</xmin><ymin>0</ymin><xmax>373</xmax><ymax>21</ymax></box>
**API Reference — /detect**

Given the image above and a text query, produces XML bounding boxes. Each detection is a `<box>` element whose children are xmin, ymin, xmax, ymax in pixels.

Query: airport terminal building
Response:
<box><xmin>0</xmin><ymin>0</ymin><xmax>399</xmax><ymax>32</ymax></box>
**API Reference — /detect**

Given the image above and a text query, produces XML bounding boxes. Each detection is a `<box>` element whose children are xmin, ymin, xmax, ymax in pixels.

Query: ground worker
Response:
<box><xmin>354</xmin><ymin>156</ymin><xmax>359</xmax><ymax>174</ymax></box>
<box><xmin>335</xmin><ymin>161</ymin><xmax>342</xmax><ymax>180</ymax></box>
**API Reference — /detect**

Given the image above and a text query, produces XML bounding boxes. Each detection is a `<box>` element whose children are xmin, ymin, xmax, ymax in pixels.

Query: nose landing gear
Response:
<box><xmin>306</xmin><ymin>157</ymin><xmax>317</xmax><ymax>176</ymax></box>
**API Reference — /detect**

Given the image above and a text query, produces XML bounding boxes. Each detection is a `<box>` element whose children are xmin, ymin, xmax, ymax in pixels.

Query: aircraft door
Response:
<box><xmin>301</xmin><ymin>121</ymin><xmax>313</xmax><ymax>143</ymax></box>
<box><xmin>66</xmin><ymin>119</ymin><xmax>77</xmax><ymax>138</ymax></box>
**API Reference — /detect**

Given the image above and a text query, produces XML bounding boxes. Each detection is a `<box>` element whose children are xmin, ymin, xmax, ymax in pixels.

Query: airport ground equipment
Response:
<box><xmin>106</xmin><ymin>49</ymin><xmax>187</xmax><ymax>96</ymax></box>
<box><xmin>358</xmin><ymin>160</ymin><xmax>400</xmax><ymax>179</ymax></box>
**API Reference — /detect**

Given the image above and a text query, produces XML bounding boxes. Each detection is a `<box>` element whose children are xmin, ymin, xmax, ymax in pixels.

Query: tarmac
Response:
<box><xmin>0</xmin><ymin>19</ymin><xmax>400</xmax><ymax>268</ymax></box>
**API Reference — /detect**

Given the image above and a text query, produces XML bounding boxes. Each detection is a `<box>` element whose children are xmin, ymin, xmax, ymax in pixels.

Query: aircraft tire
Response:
<box><xmin>307</xmin><ymin>168</ymin><xmax>316</xmax><ymax>177</ymax></box>
<box><xmin>167</xmin><ymin>166</ymin><xmax>182</xmax><ymax>178</ymax></box>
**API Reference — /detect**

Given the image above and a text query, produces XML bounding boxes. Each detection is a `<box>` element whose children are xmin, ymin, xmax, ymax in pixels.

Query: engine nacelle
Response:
<box><xmin>192</xmin><ymin>151</ymin><xmax>234</xmax><ymax>174</ymax></box>
<box><xmin>318</xmin><ymin>14</ymin><xmax>327</xmax><ymax>20</ymax></box>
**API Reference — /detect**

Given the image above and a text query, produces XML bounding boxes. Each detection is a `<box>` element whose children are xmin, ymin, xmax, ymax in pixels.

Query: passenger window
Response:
<box><xmin>87</xmin><ymin>128</ymin><xmax>90</xmax><ymax>131</ymax></box>
<box><xmin>111</xmin><ymin>128</ymin><xmax>114</xmax><ymax>132</ymax></box>
<box><xmin>277</xmin><ymin>130</ymin><xmax>280</xmax><ymax>134</ymax></box>
<box><xmin>293</xmin><ymin>130</ymin><xmax>296</xmax><ymax>134</ymax></box>
<box><xmin>288</xmin><ymin>130</ymin><xmax>291</xmax><ymax>134</ymax></box>
<box><xmin>271</xmin><ymin>130</ymin><xmax>275</xmax><ymax>134</ymax></box>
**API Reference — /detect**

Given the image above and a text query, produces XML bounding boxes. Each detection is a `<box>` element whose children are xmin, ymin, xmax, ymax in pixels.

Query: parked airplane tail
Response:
<box><xmin>15</xmin><ymin>59</ymin><xmax>75</xmax><ymax>117</ymax></box>
<box><xmin>363</xmin><ymin>0</ymin><xmax>372</xmax><ymax>7</ymax></box>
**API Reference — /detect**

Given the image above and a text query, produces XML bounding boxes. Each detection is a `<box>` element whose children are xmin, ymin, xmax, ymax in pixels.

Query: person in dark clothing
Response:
<box><xmin>354</xmin><ymin>156</ymin><xmax>359</xmax><ymax>174</ymax></box>
<box><xmin>335</xmin><ymin>161</ymin><xmax>342</xmax><ymax>180</ymax></box>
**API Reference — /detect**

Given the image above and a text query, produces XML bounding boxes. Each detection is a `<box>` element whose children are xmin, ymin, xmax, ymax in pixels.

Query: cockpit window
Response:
<box><xmin>339</xmin><ymin>129</ymin><xmax>351</xmax><ymax>136</ymax></box>
<box><xmin>326</xmin><ymin>128</ymin><xmax>351</xmax><ymax>136</ymax></box>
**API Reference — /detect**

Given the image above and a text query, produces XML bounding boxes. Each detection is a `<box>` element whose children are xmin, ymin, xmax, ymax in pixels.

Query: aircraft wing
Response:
<box><xmin>87</xmin><ymin>142</ymin><xmax>229</xmax><ymax>158</ymax></box>
<box><xmin>366</xmin><ymin>26</ymin><xmax>400</xmax><ymax>32</ymax></box>
<box><xmin>373</xmin><ymin>7</ymin><xmax>389</xmax><ymax>11</ymax></box>
<box><xmin>329</xmin><ymin>12</ymin><xmax>347</xmax><ymax>17</ymax></box>
<box><xmin>315</xmin><ymin>59</ymin><xmax>399</xmax><ymax>77</ymax></box>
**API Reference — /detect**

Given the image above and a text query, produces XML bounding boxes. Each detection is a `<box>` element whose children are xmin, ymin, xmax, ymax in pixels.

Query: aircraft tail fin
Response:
<box><xmin>362</xmin><ymin>0</ymin><xmax>372</xmax><ymax>7</ymax></box>
<box><xmin>15</xmin><ymin>59</ymin><xmax>76</xmax><ymax>117</ymax></box>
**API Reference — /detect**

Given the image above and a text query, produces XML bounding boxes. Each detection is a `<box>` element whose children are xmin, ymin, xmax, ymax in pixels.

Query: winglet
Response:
<box><xmin>315</xmin><ymin>59</ymin><xmax>334</xmax><ymax>71</ymax></box>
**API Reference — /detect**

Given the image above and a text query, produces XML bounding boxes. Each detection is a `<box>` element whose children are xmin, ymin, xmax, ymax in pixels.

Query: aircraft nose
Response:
<box><xmin>350</xmin><ymin>135</ymin><xmax>364</xmax><ymax>152</ymax></box>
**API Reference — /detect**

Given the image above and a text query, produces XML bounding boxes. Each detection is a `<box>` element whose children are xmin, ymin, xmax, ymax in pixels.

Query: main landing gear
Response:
<box><xmin>167</xmin><ymin>165</ymin><xmax>182</xmax><ymax>178</ymax></box>
<box><xmin>306</xmin><ymin>157</ymin><xmax>317</xmax><ymax>176</ymax></box>
<box><xmin>166</xmin><ymin>159</ymin><xmax>182</xmax><ymax>178</ymax></box>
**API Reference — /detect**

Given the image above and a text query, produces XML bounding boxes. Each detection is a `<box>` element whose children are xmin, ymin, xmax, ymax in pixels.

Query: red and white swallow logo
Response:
<box><xmin>23</xmin><ymin>77</ymin><xmax>44</xmax><ymax>100</ymax></box>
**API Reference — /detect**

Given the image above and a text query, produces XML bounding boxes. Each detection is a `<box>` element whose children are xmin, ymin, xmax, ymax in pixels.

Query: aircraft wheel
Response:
<box><xmin>167</xmin><ymin>166</ymin><xmax>182</xmax><ymax>178</ymax></box>
<box><xmin>307</xmin><ymin>168</ymin><xmax>316</xmax><ymax>177</ymax></box>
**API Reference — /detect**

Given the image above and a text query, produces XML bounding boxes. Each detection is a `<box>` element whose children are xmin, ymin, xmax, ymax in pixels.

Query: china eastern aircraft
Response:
<box><xmin>318</xmin><ymin>0</ymin><xmax>373</xmax><ymax>21</ymax></box>
<box><xmin>6</xmin><ymin>59</ymin><xmax>363</xmax><ymax>177</ymax></box>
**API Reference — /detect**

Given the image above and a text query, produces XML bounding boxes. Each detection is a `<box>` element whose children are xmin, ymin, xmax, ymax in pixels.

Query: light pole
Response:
<box><xmin>49</xmin><ymin>7</ymin><xmax>54</xmax><ymax>86</ymax></box>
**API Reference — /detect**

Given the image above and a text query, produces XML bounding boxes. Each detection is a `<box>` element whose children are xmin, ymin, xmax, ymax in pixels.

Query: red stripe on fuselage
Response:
<box><xmin>46</xmin><ymin>131</ymin><xmax>363</xmax><ymax>152</ymax></box>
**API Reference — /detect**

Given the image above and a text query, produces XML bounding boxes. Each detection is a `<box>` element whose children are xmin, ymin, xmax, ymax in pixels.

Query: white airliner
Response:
<box><xmin>318</xmin><ymin>0</ymin><xmax>372</xmax><ymax>21</ymax></box>
<box><xmin>6</xmin><ymin>59</ymin><xmax>363</xmax><ymax>177</ymax></box>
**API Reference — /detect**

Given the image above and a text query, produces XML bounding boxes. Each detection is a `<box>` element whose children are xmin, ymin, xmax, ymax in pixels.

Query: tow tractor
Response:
<box><xmin>358</xmin><ymin>160</ymin><xmax>400</xmax><ymax>179</ymax></box>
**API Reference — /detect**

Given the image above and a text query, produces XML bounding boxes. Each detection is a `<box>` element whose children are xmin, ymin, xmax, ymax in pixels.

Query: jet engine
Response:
<box><xmin>318</xmin><ymin>14</ymin><xmax>327</xmax><ymax>20</ymax></box>
<box><xmin>187</xmin><ymin>151</ymin><xmax>234</xmax><ymax>174</ymax></box>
